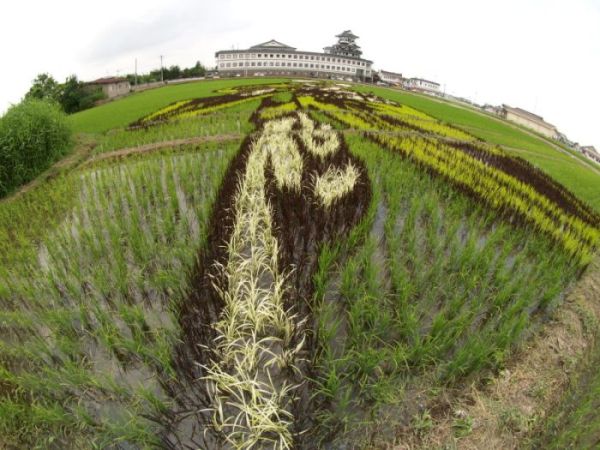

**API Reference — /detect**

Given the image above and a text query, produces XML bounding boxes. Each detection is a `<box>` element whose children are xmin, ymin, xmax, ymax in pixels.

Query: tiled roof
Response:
<box><xmin>89</xmin><ymin>77</ymin><xmax>128</xmax><ymax>85</ymax></box>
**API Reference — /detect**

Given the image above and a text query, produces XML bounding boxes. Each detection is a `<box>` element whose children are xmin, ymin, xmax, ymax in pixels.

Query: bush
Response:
<box><xmin>0</xmin><ymin>99</ymin><xmax>71</xmax><ymax>197</ymax></box>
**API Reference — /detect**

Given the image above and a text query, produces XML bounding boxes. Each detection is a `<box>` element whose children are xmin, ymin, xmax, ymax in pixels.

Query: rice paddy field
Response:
<box><xmin>1</xmin><ymin>79</ymin><xmax>599</xmax><ymax>449</ymax></box>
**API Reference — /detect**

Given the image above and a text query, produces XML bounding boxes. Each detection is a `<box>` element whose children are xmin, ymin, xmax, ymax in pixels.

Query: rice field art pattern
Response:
<box><xmin>1</xmin><ymin>83</ymin><xmax>599</xmax><ymax>449</ymax></box>
<box><xmin>169</xmin><ymin>111</ymin><xmax>370</xmax><ymax>448</ymax></box>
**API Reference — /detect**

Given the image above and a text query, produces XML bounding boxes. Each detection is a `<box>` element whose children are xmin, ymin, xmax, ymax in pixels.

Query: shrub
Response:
<box><xmin>0</xmin><ymin>99</ymin><xmax>71</xmax><ymax>197</ymax></box>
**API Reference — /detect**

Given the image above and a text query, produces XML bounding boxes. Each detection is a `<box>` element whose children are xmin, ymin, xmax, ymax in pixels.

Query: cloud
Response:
<box><xmin>82</xmin><ymin>0</ymin><xmax>245</xmax><ymax>62</ymax></box>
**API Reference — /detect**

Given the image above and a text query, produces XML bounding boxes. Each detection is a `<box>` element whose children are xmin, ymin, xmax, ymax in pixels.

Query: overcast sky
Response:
<box><xmin>2</xmin><ymin>0</ymin><xmax>599</xmax><ymax>147</ymax></box>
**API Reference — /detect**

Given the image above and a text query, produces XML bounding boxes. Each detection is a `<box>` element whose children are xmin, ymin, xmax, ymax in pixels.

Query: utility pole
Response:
<box><xmin>160</xmin><ymin>55</ymin><xmax>164</xmax><ymax>82</ymax></box>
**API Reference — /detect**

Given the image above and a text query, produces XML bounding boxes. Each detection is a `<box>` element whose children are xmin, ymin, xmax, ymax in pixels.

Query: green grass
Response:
<box><xmin>353</xmin><ymin>85</ymin><xmax>600</xmax><ymax>211</ymax></box>
<box><xmin>69</xmin><ymin>78</ymin><xmax>287</xmax><ymax>134</ymax></box>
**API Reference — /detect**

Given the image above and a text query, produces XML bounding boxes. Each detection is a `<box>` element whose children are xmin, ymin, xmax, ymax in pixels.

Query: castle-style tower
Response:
<box><xmin>324</xmin><ymin>30</ymin><xmax>363</xmax><ymax>58</ymax></box>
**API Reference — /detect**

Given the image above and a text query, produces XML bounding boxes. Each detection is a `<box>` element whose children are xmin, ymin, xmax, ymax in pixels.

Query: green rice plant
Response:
<box><xmin>307</xmin><ymin>133</ymin><xmax>581</xmax><ymax>445</ymax></box>
<box><xmin>0</xmin><ymin>141</ymin><xmax>238</xmax><ymax>446</ymax></box>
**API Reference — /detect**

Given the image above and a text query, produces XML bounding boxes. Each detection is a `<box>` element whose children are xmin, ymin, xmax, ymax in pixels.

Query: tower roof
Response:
<box><xmin>336</xmin><ymin>30</ymin><xmax>359</xmax><ymax>39</ymax></box>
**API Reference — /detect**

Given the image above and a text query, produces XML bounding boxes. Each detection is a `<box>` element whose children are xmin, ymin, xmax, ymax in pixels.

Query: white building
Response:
<box><xmin>87</xmin><ymin>77</ymin><xmax>130</xmax><ymax>99</ymax></box>
<box><xmin>215</xmin><ymin>31</ymin><xmax>373</xmax><ymax>81</ymax></box>
<box><xmin>581</xmin><ymin>146</ymin><xmax>600</xmax><ymax>163</ymax></box>
<box><xmin>501</xmin><ymin>105</ymin><xmax>559</xmax><ymax>140</ymax></box>
<box><xmin>378</xmin><ymin>70</ymin><xmax>404</xmax><ymax>85</ymax></box>
<box><xmin>404</xmin><ymin>78</ymin><xmax>441</xmax><ymax>94</ymax></box>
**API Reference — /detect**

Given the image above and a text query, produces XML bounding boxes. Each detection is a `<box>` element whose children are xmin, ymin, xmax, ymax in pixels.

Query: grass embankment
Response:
<box><xmin>353</xmin><ymin>85</ymin><xmax>600</xmax><ymax>212</ymax></box>
<box><xmin>541</xmin><ymin>354</ymin><xmax>600</xmax><ymax>449</ymax></box>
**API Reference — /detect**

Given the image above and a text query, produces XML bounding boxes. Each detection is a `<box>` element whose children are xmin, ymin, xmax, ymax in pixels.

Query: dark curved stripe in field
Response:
<box><xmin>451</xmin><ymin>141</ymin><xmax>600</xmax><ymax>227</ymax></box>
<box><xmin>163</xmin><ymin>109</ymin><xmax>371</xmax><ymax>448</ymax></box>
<box><xmin>129</xmin><ymin>90</ymin><xmax>268</xmax><ymax>128</ymax></box>
<box><xmin>375</xmin><ymin>113</ymin><xmax>599</xmax><ymax>227</ymax></box>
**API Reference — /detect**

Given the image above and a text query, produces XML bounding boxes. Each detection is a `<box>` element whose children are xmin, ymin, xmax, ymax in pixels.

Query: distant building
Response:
<box><xmin>500</xmin><ymin>105</ymin><xmax>559</xmax><ymax>139</ymax></box>
<box><xmin>378</xmin><ymin>70</ymin><xmax>404</xmax><ymax>86</ymax></box>
<box><xmin>482</xmin><ymin>104</ymin><xmax>501</xmax><ymax>115</ymax></box>
<box><xmin>87</xmin><ymin>77</ymin><xmax>130</xmax><ymax>99</ymax></box>
<box><xmin>404</xmin><ymin>78</ymin><xmax>441</xmax><ymax>95</ymax></box>
<box><xmin>215</xmin><ymin>31</ymin><xmax>373</xmax><ymax>81</ymax></box>
<box><xmin>581</xmin><ymin>146</ymin><xmax>600</xmax><ymax>163</ymax></box>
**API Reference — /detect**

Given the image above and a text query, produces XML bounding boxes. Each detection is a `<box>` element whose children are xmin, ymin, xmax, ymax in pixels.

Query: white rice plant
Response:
<box><xmin>297</xmin><ymin>113</ymin><xmax>340</xmax><ymax>159</ymax></box>
<box><xmin>314</xmin><ymin>163</ymin><xmax>360</xmax><ymax>208</ymax></box>
<box><xmin>205</xmin><ymin>117</ymin><xmax>306</xmax><ymax>449</ymax></box>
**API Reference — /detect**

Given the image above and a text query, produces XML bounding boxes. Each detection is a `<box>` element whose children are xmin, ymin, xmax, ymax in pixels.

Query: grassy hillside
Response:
<box><xmin>69</xmin><ymin>78</ymin><xmax>287</xmax><ymax>133</ymax></box>
<box><xmin>353</xmin><ymin>85</ymin><xmax>600</xmax><ymax>212</ymax></box>
<box><xmin>0</xmin><ymin>81</ymin><xmax>598</xmax><ymax>448</ymax></box>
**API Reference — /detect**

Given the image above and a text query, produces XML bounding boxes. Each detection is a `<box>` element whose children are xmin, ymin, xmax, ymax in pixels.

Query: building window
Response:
<box><xmin>226</xmin><ymin>63</ymin><xmax>231</xmax><ymax>67</ymax></box>
<box><xmin>219</xmin><ymin>63</ymin><xmax>224</xmax><ymax>67</ymax></box>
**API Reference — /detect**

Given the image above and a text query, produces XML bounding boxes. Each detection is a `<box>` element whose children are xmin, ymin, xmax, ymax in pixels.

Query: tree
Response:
<box><xmin>0</xmin><ymin>99</ymin><xmax>71</xmax><ymax>197</ymax></box>
<box><xmin>25</xmin><ymin>73</ymin><xmax>61</xmax><ymax>102</ymax></box>
<box><xmin>59</xmin><ymin>75</ymin><xmax>82</xmax><ymax>114</ymax></box>
<box><xmin>58</xmin><ymin>75</ymin><xmax>105</xmax><ymax>114</ymax></box>
<box><xmin>164</xmin><ymin>65</ymin><xmax>181</xmax><ymax>80</ymax></box>
<box><xmin>182</xmin><ymin>61</ymin><xmax>206</xmax><ymax>78</ymax></box>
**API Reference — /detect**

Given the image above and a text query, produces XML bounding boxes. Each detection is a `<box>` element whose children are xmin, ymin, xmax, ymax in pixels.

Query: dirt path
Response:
<box><xmin>83</xmin><ymin>133</ymin><xmax>243</xmax><ymax>166</ymax></box>
<box><xmin>403</xmin><ymin>254</ymin><xmax>600</xmax><ymax>450</ymax></box>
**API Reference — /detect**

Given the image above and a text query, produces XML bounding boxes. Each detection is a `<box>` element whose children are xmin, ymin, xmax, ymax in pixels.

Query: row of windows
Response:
<box><xmin>409</xmin><ymin>81</ymin><xmax>439</xmax><ymax>89</ymax></box>
<box><xmin>219</xmin><ymin>61</ymin><xmax>362</xmax><ymax>72</ymax></box>
<box><xmin>218</xmin><ymin>52</ymin><xmax>367</xmax><ymax>67</ymax></box>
